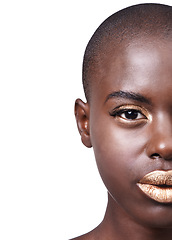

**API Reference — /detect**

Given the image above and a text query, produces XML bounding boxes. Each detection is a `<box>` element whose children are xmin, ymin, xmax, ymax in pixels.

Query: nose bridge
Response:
<box><xmin>146</xmin><ymin>112</ymin><xmax>172</xmax><ymax>160</ymax></box>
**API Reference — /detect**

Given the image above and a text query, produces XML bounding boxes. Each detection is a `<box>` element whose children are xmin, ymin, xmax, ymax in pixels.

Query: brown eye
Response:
<box><xmin>110</xmin><ymin>104</ymin><xmax>151</xmax><ymax>124</ymax></box>
<box><xmin>120</xmin><ymin>110</ymin><xmax>144</xmax><ymax>120</ymax></box>
<box><xmin>110</xmin><ymin>108</ymin><xmax>147</xmax><ymax>121</ymax></box>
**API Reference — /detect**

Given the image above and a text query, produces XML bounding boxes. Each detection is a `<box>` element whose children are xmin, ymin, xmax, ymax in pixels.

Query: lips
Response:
<box><xmin>137</xmin><ymin>170</ymin><xmax>172</xmax><ymax>203</ymax></box>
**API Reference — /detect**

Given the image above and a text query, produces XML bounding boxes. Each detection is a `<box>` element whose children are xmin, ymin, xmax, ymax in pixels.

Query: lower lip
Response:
<box><xmin>137</xmin><ymin>183</ymin><xmax>172</xmax><ymax>203</ymax></box>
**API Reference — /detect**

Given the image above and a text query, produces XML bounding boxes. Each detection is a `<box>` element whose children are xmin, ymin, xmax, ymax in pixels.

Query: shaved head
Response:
<box><xmin>83</xmin><ymin>3</ymin><xmax>172</xmax><ymax>102</ymax></box>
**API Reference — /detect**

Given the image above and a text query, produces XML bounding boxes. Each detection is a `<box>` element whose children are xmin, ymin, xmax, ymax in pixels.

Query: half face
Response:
<box><xmin>89</xmin><ymin>38</ymin><xmax>172</xmax><ymax>227</ymax></box>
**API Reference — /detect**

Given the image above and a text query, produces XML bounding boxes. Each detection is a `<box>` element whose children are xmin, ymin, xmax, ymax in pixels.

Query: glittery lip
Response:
<box><xmin>137</xmin><ymin>170</ymin><xmax>172</xmax><ymax>203</ymax></box>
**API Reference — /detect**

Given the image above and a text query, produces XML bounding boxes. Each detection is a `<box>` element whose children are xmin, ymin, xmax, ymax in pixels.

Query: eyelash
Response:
<box><xmin>110</xmin><ymin>105</ymin><xmax>149</xmax><ymax>122</ymax></box>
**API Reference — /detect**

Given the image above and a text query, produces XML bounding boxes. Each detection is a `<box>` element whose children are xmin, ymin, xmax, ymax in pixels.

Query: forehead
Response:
<box><xmin>91</xmin><ymin>38</ymin><xmax>172</xmax><ymax>104</ymax></box>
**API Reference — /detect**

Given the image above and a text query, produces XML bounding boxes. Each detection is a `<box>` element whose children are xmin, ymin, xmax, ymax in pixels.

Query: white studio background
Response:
<box><xmin>0</xmin><ymin>0</ymin><xmax>172</xmax><ymax>239</ymax></box>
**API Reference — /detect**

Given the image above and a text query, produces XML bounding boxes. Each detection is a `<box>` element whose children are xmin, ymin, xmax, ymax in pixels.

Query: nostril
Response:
<box><xmin>150</xmin><ymin>153</ymin><xmax>161</xmax><ymax>159</ymax></box>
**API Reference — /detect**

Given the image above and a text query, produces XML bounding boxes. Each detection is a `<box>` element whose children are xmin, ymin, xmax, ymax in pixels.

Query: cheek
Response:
<box><xmin>91</xmin><ymin>120</ymin><xmax>145</xmax><ymax>200</ymax></box>
<box><xmin>91</xmin><ymin>120</ymin><xmax>172</xmax><ymax>227</ymax></box>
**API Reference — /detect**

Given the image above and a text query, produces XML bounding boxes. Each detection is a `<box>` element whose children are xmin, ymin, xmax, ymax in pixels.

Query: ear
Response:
<box><xmin>75</xmin><ymin>99</ymin><xmax>92</xmax><ymax>148</ymax></box>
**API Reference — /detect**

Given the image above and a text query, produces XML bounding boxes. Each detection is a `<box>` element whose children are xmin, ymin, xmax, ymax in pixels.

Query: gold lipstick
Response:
<box><xmin>137</xmin><ymin>170</ymin><xmax>172</xmax><ymax>203</ymax></box>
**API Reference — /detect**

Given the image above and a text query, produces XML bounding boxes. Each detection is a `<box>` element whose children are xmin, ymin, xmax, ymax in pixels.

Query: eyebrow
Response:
<box><xmin>105</xmin><ymin>90</ymin><xmax>151</xmax><ymax>104</ymax></box>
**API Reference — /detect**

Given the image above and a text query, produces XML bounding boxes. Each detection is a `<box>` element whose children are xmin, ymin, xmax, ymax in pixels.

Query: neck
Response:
<box><xmin>93</xmin><ymin>193</ymin><xmax>172</xmax><ymax>240</ymax></box>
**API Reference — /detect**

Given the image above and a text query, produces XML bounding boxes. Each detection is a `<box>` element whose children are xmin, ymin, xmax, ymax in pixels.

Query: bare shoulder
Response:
<box><xmin>69</xmin><ymin>222</ymin><xmax>103</xmax><ymax>240</ymax></box>
<box><xmin>69</xmin><ymin>231</ymin><xmax>95</xmax><ymax>240</ymax></box>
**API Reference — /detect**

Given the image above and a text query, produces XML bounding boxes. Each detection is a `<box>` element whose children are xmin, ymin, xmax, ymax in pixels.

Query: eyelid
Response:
<box><xmin>110</xmin><ymin>104</ymin><xmax>152</xmax><ymax>121</ymax></box>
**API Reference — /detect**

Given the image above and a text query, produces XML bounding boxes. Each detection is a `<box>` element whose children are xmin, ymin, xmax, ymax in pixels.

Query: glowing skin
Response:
<box><xmin>74</xmin><ymin>38</ymin><xmax>172</xmax><ymax>239</ymax></box>
<box><xmin>91</xmin><ymin>39</ymin><xmax>172</xmax><ymax>227</ymax></box>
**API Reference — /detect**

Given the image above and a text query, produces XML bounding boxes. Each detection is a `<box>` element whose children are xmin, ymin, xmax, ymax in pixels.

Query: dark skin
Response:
<box><xmin>73</xmin><ymin>37</ymin><xmax>172</xmax><ymax>240</ymax></box>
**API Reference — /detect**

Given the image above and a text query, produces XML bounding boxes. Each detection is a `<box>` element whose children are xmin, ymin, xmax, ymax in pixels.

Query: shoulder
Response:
<box><xmin>69</xmin><ymin>223</ymin><xmax>103</xmax><ymax>240</ymax></box>
<box><xmin>69</xmin><ymin>231</ymin><xmax>95</xmax><ymax>240</ymax></box>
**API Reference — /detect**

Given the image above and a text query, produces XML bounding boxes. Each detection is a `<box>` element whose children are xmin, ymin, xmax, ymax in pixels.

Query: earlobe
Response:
<box><xmin>75</xmin><ymin>99</ymin><xmax>92</xmax><ymax>148</ymax></box>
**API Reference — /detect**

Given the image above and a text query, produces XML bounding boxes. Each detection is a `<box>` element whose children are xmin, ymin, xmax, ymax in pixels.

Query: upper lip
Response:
<box><xmin>139</xmin><ymin>170</ymin><xmax>172</xmax><ymax>186</ymax></box>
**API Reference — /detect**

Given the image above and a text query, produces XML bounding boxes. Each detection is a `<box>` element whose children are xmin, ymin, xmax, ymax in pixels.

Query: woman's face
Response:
<box><xmin>89</xmin><ymin>38</ymin><xmax>172</xmax><ymax>227</ymax></box>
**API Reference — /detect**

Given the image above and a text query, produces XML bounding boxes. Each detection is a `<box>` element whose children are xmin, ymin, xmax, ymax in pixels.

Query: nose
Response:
<box><xmin>146</xmin><ymin>118</ymin><xmax>172</xmax><ymax>161</ymax></box>
<box><xmin>146</xmin><ymin>136</ymin><xmax>172</xmax><ymax>160</ymax></box>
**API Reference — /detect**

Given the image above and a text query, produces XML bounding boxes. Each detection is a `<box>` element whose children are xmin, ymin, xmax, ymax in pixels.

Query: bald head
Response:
<box><xmin>83</xmin><ymin>3</ymin><xmax>172</xmax><ymax>102</ymax></box>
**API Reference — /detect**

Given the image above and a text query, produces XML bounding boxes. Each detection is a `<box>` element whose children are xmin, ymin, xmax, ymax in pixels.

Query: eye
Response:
<box><xmin>110</xmin><ymin>105</ymin><xmax>150</xmax><ymax>122</ymax></box>
<box><xmin>119</xmin><ymin>109</ymin><xmax>145</xmax><ymax>120</ymax></box>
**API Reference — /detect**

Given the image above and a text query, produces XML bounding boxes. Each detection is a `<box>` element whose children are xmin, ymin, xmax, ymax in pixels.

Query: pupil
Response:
<box><xmin>125</xmin><ymin>110</ymin><xmax>138</xmax><ymax>119</ymax></box>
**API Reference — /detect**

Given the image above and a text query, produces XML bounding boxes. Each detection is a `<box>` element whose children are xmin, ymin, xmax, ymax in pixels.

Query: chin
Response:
<box><xmin>134</xmin><ymin>204</ymin><xmax>172</xmax><ymax>229</ymax></box>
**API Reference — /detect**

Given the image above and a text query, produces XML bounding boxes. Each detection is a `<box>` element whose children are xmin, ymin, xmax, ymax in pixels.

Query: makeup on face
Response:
<box><xmin>137</xmin><ymin>170</ymin><xmax>172</xmax><ymax>203</ymax></box>
<box><xmin>88</xmin><ymin>39</ymin><xmax>172</xmax><ymax>228</ymax></box>
<box><xmin>109</xmin><ymin>103</ymin><xmax>152</xmax><ymax>125</ymax></box>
